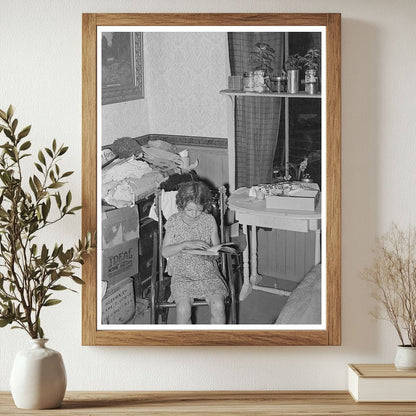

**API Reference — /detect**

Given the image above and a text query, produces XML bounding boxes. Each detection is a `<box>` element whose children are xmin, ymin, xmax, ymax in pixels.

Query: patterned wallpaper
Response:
<box><xmin>145</xmin><ymin>32</ymin><xmax>229</xmax><ymax>138</ymax></box>
<box><xmin>101</xmin><ymin>31</ymin><xmax>229</xmax><ymax>145</ymax></box>
<box><xmin>101</xmin><ymin>100</ymin><xmax>149</xmax><ymax>146</ymax></box>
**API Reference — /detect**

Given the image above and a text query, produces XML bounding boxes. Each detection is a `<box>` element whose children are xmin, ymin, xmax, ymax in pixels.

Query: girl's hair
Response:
<box><xmin>176</xmin><ymin>181</ymin><xmax>212</xmax><ymax>212</ymax></box>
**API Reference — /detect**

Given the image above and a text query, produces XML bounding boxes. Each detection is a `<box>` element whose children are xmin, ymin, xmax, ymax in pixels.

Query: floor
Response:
<box><xmin>167</xmin><ymin>288</ymin><xmax>289</xmax><ymax>325</ymax></box>
<box><xmin>131</xmin><ymin>276</ymin><xmax>292</xmax><ymax>325</ymax></box>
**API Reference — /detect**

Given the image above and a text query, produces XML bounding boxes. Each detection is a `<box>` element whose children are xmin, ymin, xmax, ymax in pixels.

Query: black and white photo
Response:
<box><xmin>81</xmin><ymin>13</ymin><xmax>341</xmax><ymax>346</ymax></box>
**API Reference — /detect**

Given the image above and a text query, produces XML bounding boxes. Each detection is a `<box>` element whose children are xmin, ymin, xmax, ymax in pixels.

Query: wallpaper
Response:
<box><xmin>101</xmin><ymin>32</ymin><xmax>229</xmax><ymax>143</ymax></box>
<box><xmin>101</xmin><ymin>100</ymin><xmax>149</xmax><ymax>146</ymax></box>
<box><xmin>145</xmin><ymin>31</ymin><xmax>229</xmax><ymax>138</ymax></box>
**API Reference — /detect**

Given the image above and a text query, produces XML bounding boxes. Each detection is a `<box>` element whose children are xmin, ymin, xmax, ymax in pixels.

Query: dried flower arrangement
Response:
<box><xmin>273</xmin><ymin>157</ymin><xmax>309</xmax><ymax>182</ymax></box>
<box><xmin>362</xmin><ymin>223</ymin><xmax>416</xmax><ymax>347</ymax></box>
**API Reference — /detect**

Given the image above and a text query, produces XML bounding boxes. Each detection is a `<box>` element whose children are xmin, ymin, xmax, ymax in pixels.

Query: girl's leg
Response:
<box><xmin>207</xmin><ymin>295</ymin><xmax>226</xmax><ymax>324</ymax></box>
<box><xmin>175</xmin><ymin>296</ymin><xmax>193</xmax><ymax>324</ymax></box>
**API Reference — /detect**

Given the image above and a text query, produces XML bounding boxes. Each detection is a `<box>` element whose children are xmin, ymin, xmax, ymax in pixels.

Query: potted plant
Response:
<box><xmin>249</xmin><ymin>42</ymin><xmax>275</xmax><ymax>76</ymax></box>
<box><xmin>249</xmin><ymin>42</ymin><xmax>275</xmax><ymax>92</ymax></box>
<box><xmin>284</xmin><ymin>54</ymin><xmax>306</xmax><ymax>93</ymax></box>
<box><xmin>303</xmin><ymin>48</ymin><xmax>321</xmax><ymax>94</ymax></box>
<box><xmin>303</xmin><ymin>47</ymin><xmax>321</xmax><ymax>72</ymax></box>
<box><xmin>285</xmin><ymin>53</ymin><xmax>306</xmax><ymax>71</ymax></box>
<box><xmin>0</xmin><ymin>105</ymin><xmax>94</xmax><ymax>409</ymax></box>
<box><xmin>362</xmin><ymin>223</ymin><xmax>416</xmax><ymax>370</ymax></box>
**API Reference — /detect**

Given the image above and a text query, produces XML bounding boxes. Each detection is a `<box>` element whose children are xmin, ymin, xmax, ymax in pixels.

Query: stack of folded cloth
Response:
<box><xmin>141</xmin><ymin>146</ymin><xmax>181</xmax><ymax>171</ymax></box>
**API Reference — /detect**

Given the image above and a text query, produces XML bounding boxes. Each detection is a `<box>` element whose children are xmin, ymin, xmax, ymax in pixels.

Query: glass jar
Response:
<box><xmin>243</xmin><ymin>72</ymin><xmax>254</xmax><ymax>92</ymax></box>
<box><xmin>270</xmin><ymin>76</ymin><xmax>286</xmax><ymax>93</ymax></box>
<box><xmin>275</xmin><ymin>76</ymin><xmax>287</xmax><ymax>93</ymax></box>
<box><xmin>253</xmin><ymin>70</ymin><xmax>266</xmax><ymax>93</ymax></box>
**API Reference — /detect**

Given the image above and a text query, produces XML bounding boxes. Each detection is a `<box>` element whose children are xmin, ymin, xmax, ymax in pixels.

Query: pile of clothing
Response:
<box><xmin>102</xmin><ymin>157</ymin><xmax>165</xmax><ymax>208</ymax></box>
<box><xmin>142</xmin><ymin>139</ymin><xmax>198</xmax><ymax>172</ymax></box>
<box><xmin>102</xmin><ymin>138</ymin><xmax>198</xmax><ymax>208</ymax></box>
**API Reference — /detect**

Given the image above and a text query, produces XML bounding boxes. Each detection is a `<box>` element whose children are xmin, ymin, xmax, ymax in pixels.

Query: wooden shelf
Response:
<box><xmin>1</xmin><ymin>391</ymin><xmax>416</xmax><ymax>415</ymax></box>
<box><xmin>220</xmin><ymin>88</ymin><xmax>321</xmax><ymax>99</ymax></box>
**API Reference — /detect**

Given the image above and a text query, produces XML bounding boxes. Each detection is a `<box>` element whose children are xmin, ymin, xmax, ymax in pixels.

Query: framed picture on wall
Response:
<box><xmin>101</xmin><ymin>31</ymin><xmax>144</xmax><ymax>105</ymax></box>
<box><xmin>82</xmin><ymin>13</ymin><xmax>341</xmax><ymax>346</ymax></box>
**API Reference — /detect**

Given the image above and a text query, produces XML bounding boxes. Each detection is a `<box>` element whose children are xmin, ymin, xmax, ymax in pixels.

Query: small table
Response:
<box><xmin>228</xmin><ymin>187</ymin><xmax>321</xmax><ymax>301</ymax></box>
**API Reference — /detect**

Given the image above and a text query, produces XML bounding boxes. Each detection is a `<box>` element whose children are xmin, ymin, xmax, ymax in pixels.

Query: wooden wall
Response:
<box><xmin>175</xmin><ymin>144</ymin><xmax>228</xmax><ymax>189</ymax></box>
<box><xmin>140</xmin><ymin>134</ymin><xmax>229</xmax><ymax>189</ymax></box>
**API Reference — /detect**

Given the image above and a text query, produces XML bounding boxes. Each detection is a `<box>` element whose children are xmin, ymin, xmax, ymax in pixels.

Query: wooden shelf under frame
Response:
<box><xmin>1</xmin><ymin>391</ymin><xmax>415</xmax><ymax>415</ymax></box>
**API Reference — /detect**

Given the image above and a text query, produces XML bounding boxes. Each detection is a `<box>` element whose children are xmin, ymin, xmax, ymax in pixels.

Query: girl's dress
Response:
<box><xmin>164</xmin><ymin>212</ymin><xmax>229</xmax><ymax>301</ymax></box>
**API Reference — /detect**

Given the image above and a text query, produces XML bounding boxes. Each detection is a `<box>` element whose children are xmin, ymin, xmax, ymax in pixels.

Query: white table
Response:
<box><xmin>228</xmin><ymin>187</ymin><xmax>322</xmax><ymax>301</ymax></box>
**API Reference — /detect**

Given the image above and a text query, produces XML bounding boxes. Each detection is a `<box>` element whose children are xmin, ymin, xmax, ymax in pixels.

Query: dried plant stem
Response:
<box><xmin>363</xmin><ymin>223</ymin><xmax>416</xmax><ymax>346</ymax></box>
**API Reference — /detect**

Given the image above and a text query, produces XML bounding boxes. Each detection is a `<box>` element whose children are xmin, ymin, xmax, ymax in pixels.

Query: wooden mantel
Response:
<box><xmin>1</xmin><ymin>391</ymin><xmax>415</xmax><ymax>415</ymax></box>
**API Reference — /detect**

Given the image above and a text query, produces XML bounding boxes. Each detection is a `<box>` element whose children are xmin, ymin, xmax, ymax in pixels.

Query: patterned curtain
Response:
<box><xmin>228</xmin><ymin>32</ymin><xmax>284</xmax><ymax>188</ymax></box>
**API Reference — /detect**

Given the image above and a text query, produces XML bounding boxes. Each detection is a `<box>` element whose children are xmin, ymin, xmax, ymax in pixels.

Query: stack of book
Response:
<box><xmin>348</xmin><ymin>364</ymin><xmax>416</xmax><ymax>402</ymax></box>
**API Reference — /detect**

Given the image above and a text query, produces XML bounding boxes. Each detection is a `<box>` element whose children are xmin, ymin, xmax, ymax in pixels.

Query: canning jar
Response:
<box><xmin>243</xmin><ymin>72</ymin><xmax>254</xmax><ymax>92</ymax></box>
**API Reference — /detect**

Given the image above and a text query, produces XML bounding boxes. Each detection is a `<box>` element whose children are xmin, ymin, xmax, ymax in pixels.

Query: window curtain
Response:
<box><xmin>228</xmin><ymin>32</ymin><xmax>284</xmax><ymax>188</ymax></box>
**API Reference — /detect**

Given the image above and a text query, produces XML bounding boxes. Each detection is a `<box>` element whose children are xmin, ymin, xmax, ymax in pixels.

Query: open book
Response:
<box><xmin>183</xmin><ymin>242</ymin><xmax>236</xmax><ymax>256</ymax></box>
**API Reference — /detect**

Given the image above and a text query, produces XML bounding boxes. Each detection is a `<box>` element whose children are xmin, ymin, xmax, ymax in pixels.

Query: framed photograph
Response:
<box><xmin>101</xmin><ymin>31</ymin><xmax>144</xmax><ymax>105</ymax></box>
<box><xmin>82</xmin><ymin>13</ymin><xmax>341</xmax><ymax>346</ymax></box>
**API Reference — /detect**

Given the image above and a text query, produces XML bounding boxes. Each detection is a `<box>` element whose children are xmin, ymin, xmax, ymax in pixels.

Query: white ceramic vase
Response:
<box><xmin>10</xmin><ymin>338</ymin><xmax>67</xmax><ymax>409</ymax></box>
<box><xmin>394</xmin><ymin>345</ymin><xmax>416</xmax><ymax>371</ymax></box>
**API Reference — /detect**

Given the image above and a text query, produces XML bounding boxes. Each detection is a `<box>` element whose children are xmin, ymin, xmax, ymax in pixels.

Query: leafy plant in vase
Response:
<box><xmin>284</xmin><ymin>54</ymin><xmax>306</xmax><ymax>93</ymax></box>
<box><xmin>0</xmin><ymin>105</ymin><xmax>94</xmax><ymax>409</ymax></box>
<box><xmin>303</xmin><ymin>48</ymin><xmax>321</xmax><ymax>94</ymax></box>
<box><xmin>249</xmin><ymin>42</ymin><xmax>275</xmax><ymax>76</ymax></box>
<box><xmin>249</xmin><ymin>42</ymin><xmax>275</xmax><ymax>92</ymax></box>
<box><xmin>362</xmin><ymin>223</ymin><xmax>416</xmax><ymax>370</ymax></box>
<box><xmin>304</xmin><ymin>48</ymin><xmax>321</xmax><ymax>72</ymax></box>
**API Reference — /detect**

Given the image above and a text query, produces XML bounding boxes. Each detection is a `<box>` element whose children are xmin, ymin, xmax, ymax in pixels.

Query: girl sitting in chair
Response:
<box><xmin>162</xmin><ymin>181</ymin><xmax>228</xmax><ymax>324</ymax></box>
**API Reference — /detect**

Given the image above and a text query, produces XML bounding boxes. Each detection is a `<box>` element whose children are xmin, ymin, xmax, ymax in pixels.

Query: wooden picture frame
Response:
<box><xmin>102</xmin><ymin>32</ymin><xmax>144</xmax><ymax>105</ymax></box>
<box><xmin>82</xmin><ymin>13</ymin><xmax>341</xmax><ymax>346</ymax></box>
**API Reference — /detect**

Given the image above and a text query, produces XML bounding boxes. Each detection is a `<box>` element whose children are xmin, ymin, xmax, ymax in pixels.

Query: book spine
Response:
<box><xmin>347</xmin><ymin>367</ymin><xmax>359</xmax><ymax>402</ymax></box>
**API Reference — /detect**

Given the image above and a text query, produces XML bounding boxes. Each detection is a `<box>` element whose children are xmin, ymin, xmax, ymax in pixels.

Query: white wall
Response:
<box><xmin>1</xmin><ymin>0</ymin><xmax>416</xmax><ymax>391</ymax></box>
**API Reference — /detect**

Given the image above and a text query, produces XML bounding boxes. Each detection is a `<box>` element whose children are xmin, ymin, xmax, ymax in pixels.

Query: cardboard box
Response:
<box><xmin>102</xmin><ymin>206</ymin><xmax>140</xmax><ymax>249</ymax></box>
<box><xmin>102</xmin><ymin>277</ymin><xmax>136</xmax><ymax>324</ymax></box>
<box><xmin>228</xmin><ymin>75</ymin><xmax>243</xmax><ymax>90</ymax></box>
<box><xmin>102</xmin><ymin>238</ymin><xmax>139</xmax><ymax>286</ymax></box>
<box><xmin>265</xmin><ymin>192</ymin><xmax>319</xmax><ymax>211</ymax></box>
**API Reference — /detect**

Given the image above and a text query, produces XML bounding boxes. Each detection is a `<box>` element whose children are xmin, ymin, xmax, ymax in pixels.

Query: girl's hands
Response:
<box><xmin>183</xmin><ymin>240</ymin><xmax>210</xmax><ymax>250</ymax></box>
<box><xmin>162</xmin><ymin>239</ymin><xmax>209</xmax><ymax>258</ymax></box>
